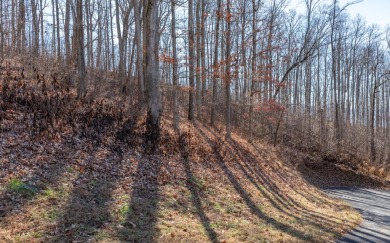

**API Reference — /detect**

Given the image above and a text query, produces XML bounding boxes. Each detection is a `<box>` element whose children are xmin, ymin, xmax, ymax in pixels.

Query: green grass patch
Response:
<box><xmin>94</xmin><ymin>230</ymin><xmax>112</xmax><ymax>241</ymax></box>
<box><xmin>31</xmin><ymin>231</ymin><xmax>44</xmax><ymax>238</ymax></box>
<box><xmin>42</xmin><ymin>209</ymin><xmax>61</xmax><ymax>221</ymax></box>
<box><xmin>7</xmin><ymin>178</ymin><xmax>39</xmax><ymax>197</ymax></box>
<box><xmin>41</xmin><ymin>187</ymin><xmax>65</xmax><ymax>200</ymax></box>
<box><xmin>118</xmin><ymin>204</ymin><xmax>132</xmax><ymax>222</ymax></box>
<box><xmin>66</xmin><ymin>166</ymin><xmax>73</xmax><ymax>173</ymax></box>
<box><xmin>190</xmin><ymin>175</ymin><xmax>206</xmax><ymax>190</ymax></box>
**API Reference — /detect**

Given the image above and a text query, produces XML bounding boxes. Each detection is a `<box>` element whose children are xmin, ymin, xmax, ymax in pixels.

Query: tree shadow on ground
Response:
<box><xmin>0</xmin><ymin>100</ymin><xmax>143</xmax><ymax>242</ymax></box>
<box><xmin>83</xmin><ymin>107</ymin><xmax>163</xmax><ymax>242</ymax></box>
<box><xmin>0</xmin><ymin>137</ymin><xmax>73</xmax><ymax>225</ymax></box>
<box><xmin>118</xmin><ymin>154</ymin><xmax>161</xmax><ymax>243</ymax></box>
<box><xmin>194</xmin><ymin>123</ymin><xmax>362</xmax><ymax>241</ymax></box>
<box><xmin>228</xmin><ymin>139</ymin><xmax>355</xmax><ymax>231</ymax></box>
<box><xmin>118</xmin><ymin>117</ymin><xmax>162</xmax><ymax>242</ymax></box>
<box><xmin>48</xmin><ymin>107</ymin><xmax>142</xmax><ymax>242</ymax></box>
<box><xmin>178</xmin><ymin>131</ymin><xmax>218</xmax><ymax>242</ymax></box>
<box><xmin>50</xmin><ymin>145</ymin><xmax>124</xmax><ymax>242</ymax></box>
<box><xmin>203</xmin><ymin>126</ymin><xmax>344</xmax><ymax>225</ymax></box>
<box><xmin>192</xmin><ymin>123</ymin><xmax>316</xmax><ymax>241</ymax></box>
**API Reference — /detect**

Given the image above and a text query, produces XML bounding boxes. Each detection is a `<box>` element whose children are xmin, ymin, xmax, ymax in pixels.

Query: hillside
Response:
<box><xmin>1</xmin><ymin>0</ymin><xmax>390</xmax><ymax>241</ymax></box>
<box><xmin>0</xmin><ymin>61</ymin><xmax>365</xmax><ymax>242</ymax></box>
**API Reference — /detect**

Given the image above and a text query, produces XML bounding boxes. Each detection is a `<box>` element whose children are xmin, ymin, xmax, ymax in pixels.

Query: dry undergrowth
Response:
<box><xmin>279</xmin><ymin>144</ymin><xmax>390</xmax><ymax>189</ymax></box>
<box><xmin>0</xmin><ymin>60</ymin><xmax>362</xmax><ymax>242</ymax></box>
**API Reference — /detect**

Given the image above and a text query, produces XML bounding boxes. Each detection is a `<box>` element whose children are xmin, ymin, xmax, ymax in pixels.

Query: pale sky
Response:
<box><xmin>339</xmin><ymin>0</ymin><xmax>390</xmax><ymax>30</ymax></box>
<box><xmin>289</xmin><ymin>0</ymin><xmax>390</xmax><ymax>31</ymax></box>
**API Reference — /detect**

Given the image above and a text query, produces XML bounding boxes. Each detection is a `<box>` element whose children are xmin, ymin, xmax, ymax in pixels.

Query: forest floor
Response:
<box><xmin>0</xmin><ymin>60</ymin><xmax>388</xmax><ymax>242</ymax></box>
<box><xmin>282</xmin><ymin>145</ymin><xmax>390</xmax><ymax>190</ymax></box>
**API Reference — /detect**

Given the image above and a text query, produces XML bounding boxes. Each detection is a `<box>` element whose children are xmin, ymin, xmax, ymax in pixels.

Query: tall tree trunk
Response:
<box><xmin>200</xmin><ymin>0</ymin><xmax>206</xmax><ymax>104</ymax></box>
<box><xmin>249</xmin><ymin>0</ymin><xmax>257</xmax><ymax>143</ymax></box>
<box><xmin>143</xmin><ymin>0</ymin><xmax>161</xmax><ymax>145</ymax></box>
<box><xmin>305</xmin><ymin>59</ymin><xmax>312</xmax><ymax>135</ymax></box>
<box><xmin>96</xmin><ymin>3</ymin><xmax>102</xmax><ymax>69</ymax></box>
<box><xmin>241</xmin><ymin>2</ymin><xmax>247</xmax><ymax>99</ymax></box>
<box><xmin>109</xmin><ymin>0</ymin><xmax>115</xmax><ymax>70</ymax></box>
<box><xmin>39</xmin><ymin>0</ymin><xmax>45</xmax><ymax>54</ymax></box>
<box><xmin>188</xmin><ymin>0</ymin><xmax>195</xmax><ymax>120</ymax></box>
<box><xmin>116</xmin><ymin>0</ymin><xmax>131</xmax><ymax>89</ymax></box>
<box><xmin>331</xmin><ymin>0</ymin><xmax>341</xmax><ymax>146</ymax></box>
<box><xmin>133</xmin><ymin>0</ymin><xmax>145</xmax><ymax>100</ymax></box>
<box><xmin>196</xmin><ymin>0</ymin><xmax>202</xmax><ymax>119</ymax></box>
<box><xmin>211</xmin><ymin>0</ymin><xmax>222</xmax><ymax>126</ymax></box>
<box><xmin>55</xmin><ymin>0</ymin><xmax>60</xmax><ymax>59</ymax></box>
<box><xmin>51</xmin><ymin>0</ymin><xmax>55</xmax><ymax>55</ymax></box>
<box><xmin>31</xmin><ymin>0</ymin><xmax>39</xmax><ymax>56</ymax></box>
<box><xmin>0</xmin><ymin>0</ymin><xmax>3</xmax><ymax>60</ymax></box>
<box><xmin>370</xmin><ymin>87</ymin><xmax>376</xmax><ymax>163</ymax></box>
<box><xmin>171</xmin><ymin>0</ymin><xmax>179</xmax><ymax>130</ymax></box>
<box><xmin>11</xmin><ymin>0</ymin><xmax>16</xmax><ymax>52</ymax></box>
<box><xmin>17</xmin><ymin>0</ymin><xmax>25</xmax><ymax>54</ymax></box>
<box><xmin>225</xmin><ymin>0</ymin><xmax>232</xmax><ymax>138</ymax></box>
<box><xmin>64</xmin><ymin>0</ymin><xmax>71</xmax><ymax>65</ymax></box>
<box><xmin>115</xmin><ymin>0</ymin><xmax>122</xmax><ymax>75</ymax></box>
<box><xmin>76</xmin><ymin>0</ymin><xmax>86</xmax><ymax>99</ymax></box>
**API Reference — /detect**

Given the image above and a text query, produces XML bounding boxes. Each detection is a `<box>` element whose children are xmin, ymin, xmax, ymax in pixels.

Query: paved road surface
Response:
<box><xmin>325</xmin><ymin>188</ymin><xmax>390</xmax><ymax>243</ymax></box>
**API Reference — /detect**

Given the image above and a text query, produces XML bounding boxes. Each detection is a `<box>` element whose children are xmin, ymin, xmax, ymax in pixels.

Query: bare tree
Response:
<box><xmin>39</xmin><ymin>0</ymin><xmax>46</xmax><ymax>54</ymax></box>
<box><xmin>370</xmin><ymin>49</ymin><xmax>389</xmax><ymax>163</ymax></box>
<box><xmin>387</xmin><ymin>26</ymin><xmax>390</xmax><ymax>49</ymax></box>
<box><xmin>64</xmin><ymin>0</ymin><xmax>71</xmax><ymax>65</ymax></box>
<box><xmin>115</xmin><ymin>0</ymin><xmax>132</xmax><ymax>91</ymax></box>
<box><xmin>225</xmin><ymin>0</ymin><xmax>232</xmax><ymax>138</ymax></box>
<box><xmin>196</xmin><ymin>0</ymin><xmax>202</xmax><ymax>119</ymax></box>
<box><xmin>0</xmin><ymin>0</ymin><xmax>4</xmax><ymax>59</ymax></box>
<box><xmin>17</xmin><ymin>0</ymin><xmax>26</xmax><ymax>54</ymax></box>
<box><xmin>188</xmin><ymin>0</ymin><xmax>196</xmax><ymax>120</ymax></box>
<box><xmin>55</xmin><ymin>0</ymin><xmax>60</xmax><ymax>59</ymax></box>
<box><xmin>171</xmin><ymin>0</ymin><xmax>179</xmax><ymax>130</ymax></box>
<box><xmin>200</xmin><ymin>0</ymin><xmax>207</xmax><ymax>104</ymax></box>
<box><xmin>76</xmin><ymin>0</ymin><xmax>86</xmax><ymax>99</ymax></box>
<box><xmin>211</xmin><ymin>0</ymin><xmax>222</xmax><ymax>126</ymax></box>
<box><xmin>249</xmin><ymin>0</ymin><xmax>258</xmax><ymax>142</ymax></box>
<box><xmin>31</xmin><ymin>0</ymin><xmax>39</xmax><ymax>56</ymax></box>
<box><xmin>143</xmin><ymin>0</ymin><xmax>161</xmax><ymax>143</ymax></box>
<box><xmin>133</xmin><ymin>0</ymin><xmax>145</xmax><ymax>100</ymax></box>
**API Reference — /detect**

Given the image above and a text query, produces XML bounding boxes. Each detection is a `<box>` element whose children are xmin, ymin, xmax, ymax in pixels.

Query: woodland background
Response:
<box><xmin>1</xmin><ymin>0</ymin><xmax>390</xmax><ymax>165</ymax></box>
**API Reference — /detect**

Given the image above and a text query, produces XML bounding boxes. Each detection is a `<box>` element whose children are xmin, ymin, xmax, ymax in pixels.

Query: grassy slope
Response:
<box><xmin>0</xmin><ymin>62</ymin><xmax>362</xmax><ymax>242</ymax></box>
